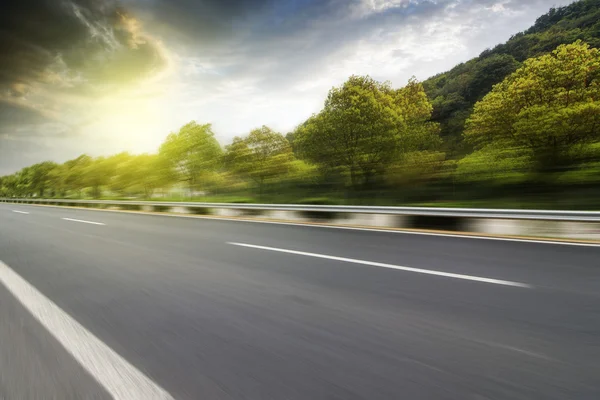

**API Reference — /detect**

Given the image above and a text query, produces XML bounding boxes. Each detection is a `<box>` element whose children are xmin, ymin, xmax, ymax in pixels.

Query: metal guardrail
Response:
<box><xmin>1</xmin><ymin>198</ymin><xmax>600</xmax><ymax>222</ymax></box>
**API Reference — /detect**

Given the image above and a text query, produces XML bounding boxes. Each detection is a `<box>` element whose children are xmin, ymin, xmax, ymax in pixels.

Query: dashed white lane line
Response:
<box><xmin>229</xmin><ymin>242</ymin><xmax>533</xmax><ymax>288</ymax></box>
<box><xmin>0</xmin><ymin>260</ymin><xmax>174</xmax><ymax>400</ymax></box>
<box><xmin>62</xmin><ymin>217</ymin><xmax>105</xmax><ymax>226</ymax></box>
<box><xmin>11</xmin><ymin>210</ymin><xmax>30</xmax><ymax>214</ymax></box>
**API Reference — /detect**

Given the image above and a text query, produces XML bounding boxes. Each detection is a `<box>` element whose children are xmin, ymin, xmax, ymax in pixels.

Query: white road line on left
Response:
<box><xmin>0</xmin><ymin>260</ymin><xmax>174</xmax><ymax>400</ymax></box>
<box><xmin>12</xmin><ymin>210</ymin><xmax>30</xmax><ymax>214</ymax></box>
<box><xmin>229</xmin><ymin>242</ymin><xmax>533</xmax><ymax>288</ymax></box>
<box><xmin>62</xmin><ymin>218</ymin><xmax>105</xmax><ymax>226</ymax></box>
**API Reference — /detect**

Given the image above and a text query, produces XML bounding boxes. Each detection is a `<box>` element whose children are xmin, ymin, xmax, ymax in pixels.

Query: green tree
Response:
<box><xmin>47</xmin><ymin>164</ymin><xmax>68</xmax><ymax>198</ymax></box>
<box><xmin>106</xmin><ymin>152</ymin><xmax>135</xmax><ymax>197</ymax></box>
<box><xmin>465</xmin><ymin>41</ymin><xmax>600</xmax><ymax>172</ymax></box>
<box><xmin>386</xmin><ymin>151</ymin><xmax>446</xmax><ymax>187</ymax></box>
<box><xmin>125</xmin><ymin>154</ymin><xmax>172</xmax><ymax>198</ymax></box>
<box><xmin>159</xmin><ymin>121</ymin><xmax>223</xmax><ymax>197</ymax></box>
<box><xmin>83</xmin><ymin>157</ymin><xmax>116</xmax><ymax>199</ymax></box>
<box><xmin>28</xmin><ymin>161</ymin><xmax>58</xmax><ymax>197</ymax></box>
<box><xmin>295</xmin><ymin>75</ymin><xmax>439</xmax><ymax>191</ymax></box>
<box><xmin>15</xmin><ymin>167</ymin><xmax>33</xmax><ymax>197</ymax></box>
<box><xmin>1</xmin><ymin>175</ymin><xmax>18</xmax><ymax>197</ymax></box>
<box><xmin>225</xmin><ymin>126</ymin><xmax>294</xmax><ymax>198</ymax></box>
<box><xmin>64</xmin><ymin>155</ymin><xmax>92</xmax><ymax>198</ymax></box>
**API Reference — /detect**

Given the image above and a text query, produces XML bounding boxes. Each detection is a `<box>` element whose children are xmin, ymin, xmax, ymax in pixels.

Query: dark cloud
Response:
<box><xmin>0</xmin><ymin>101</ymin><xmax>53</xmax><ymax>126</ymax></box>
<box><xmin>0</xmin><ymin>0</ymin><xmax>166</xmax><ymax>98</ymax></box>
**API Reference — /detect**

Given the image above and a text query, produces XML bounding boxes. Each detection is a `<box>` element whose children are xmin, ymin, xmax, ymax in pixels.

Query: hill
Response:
<box><xmin>423</xmin><ymin>0</ymin><xmax>600</xmax><ymax>156</ymax></box>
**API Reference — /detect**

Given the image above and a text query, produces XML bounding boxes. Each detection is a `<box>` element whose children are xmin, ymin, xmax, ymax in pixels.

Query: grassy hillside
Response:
<box><xmin>423</xmin><ymin>0</ymin><xmax>600</xmax><ymax>157</ymax></box>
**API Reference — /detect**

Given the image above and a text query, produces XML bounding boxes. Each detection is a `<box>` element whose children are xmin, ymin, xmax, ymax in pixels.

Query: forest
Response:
<box><xmin>2</xmin><ymin>0</ymin><xmax>600</xmax><ymax>209</ymax></box>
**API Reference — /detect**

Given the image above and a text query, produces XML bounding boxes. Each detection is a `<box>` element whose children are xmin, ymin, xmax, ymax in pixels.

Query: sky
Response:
<box><xmin>0</xmin><ymin>0</ymin><xmax>575</xmax><ymax>174</ymax></box>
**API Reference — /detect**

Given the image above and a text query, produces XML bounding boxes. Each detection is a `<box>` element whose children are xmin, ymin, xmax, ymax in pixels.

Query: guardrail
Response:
<box><xmin>2</xmin><ymin>198</ymin><xmax>600</xmax><ymax>240</ymax></box>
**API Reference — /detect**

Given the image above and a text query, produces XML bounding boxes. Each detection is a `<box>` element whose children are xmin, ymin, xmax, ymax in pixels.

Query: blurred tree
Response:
<box><xmin>28</xmin><ymin>161</ymin><xmax>58</xmax><ymax>198</ymax></box>
<box><xmin>64</xmin><ymin>155</ymin><xmax>92</xmax><ymax>198</ymax></box>
<box><xmin>296</xmin><ymin>75</ymin><xmax>440</xmax><ymax>191</ymax></box>
<box><xmin>16</xmin><ymin>167</ymin><xmax>33</xmax><ymax>197</ymax></box>
<box><xmin>84</xmin><ymin>157</ymin><xmax>116</xmax><ymax>199</ymax></box>
<box><xmin>106</xmin><ymin>152</ymin><xmax>135</xmax><ymax>197</ymax></box>
<box><xmin>133</xmin><ymin>154</ymin><xmax>172</xmax><ymax>198</ymax></box>
<box><xmin>465</xmin><ymin>41</ymin><xmax>600</xmax><ymax>172</ymax></box>
<box><xmin>47</xmin><ymin>163</ymin><xmax>68</xmax><ymax>198</ymax></box>
<box><xmin>295</xmin><ymin>76</ymin><xmax>400</xmax><ymax>190</ymax></box>
<box><xmin>1</xmin><ymin>175</ymin><xmax>18</xmax><ymax>197</ymax></box>
<box><xmin>225</xmin><ymin>126</ymin><xmax>294</xmax><ymax>199</ymax></box>
<box><xmin>455</xmin><ymin>145</ymin><xmax>532</xmax><ymax>183</ymax></box>
<box><xmin>159</xmin><ymin>122</ymin><xmax>223</xmax><ymax>197</ymax></box>
<box><xmin>386</xmin><ymin>151</ymin><xmax>446</xmax><ymax>187</ymax></box>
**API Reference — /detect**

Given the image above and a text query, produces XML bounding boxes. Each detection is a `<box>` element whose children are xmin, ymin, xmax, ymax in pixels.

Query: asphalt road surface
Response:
<box><xmin>1</xmin><ymin>202</ymin><xmax>599</xmax><ymax>399</ymax></box>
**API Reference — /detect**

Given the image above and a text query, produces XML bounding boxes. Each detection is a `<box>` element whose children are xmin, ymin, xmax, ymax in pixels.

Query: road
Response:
<box><xmin>1</xmin><ymin>202</ymin><xmax>599</xmax><ymax>399</ymax></box>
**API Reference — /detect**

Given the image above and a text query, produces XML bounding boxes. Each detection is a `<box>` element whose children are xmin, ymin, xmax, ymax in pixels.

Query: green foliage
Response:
<box><xmin>159</xmin><ymin>121</ymin><xmax>223</xmax><ymax>195</ymax></box>
<box><xmin>465</xmin><ymin>41</ymin><xmax>600</xmax><ymax>171</ymax></box>
<box><xmin>386</xmin><ymin>151</ymin><xmax>446</xmax><ymax>187</ymax></box>
<box><xmin>84</xmin><ymin>157</ymin><xmax>116</xmax><ymax>199</ymax></box>
<box><xmin>225</xmin><ymin>126</ymin><xmax>295</xmax><ymax>197</ymax></box>
<box><xmin>423</xmin><ymin>0</ymin><xmax>600</xmax><ymax>153</ymax></box>
<box><xmin>109</xmin><ymin>153</ymin><xmax>171</xmax><ymax>198</ymax></box>
<box><xmin>295</xmin><ymin>75</ymin><xmax>439</xmax><ymax>190</ymax></box>
<box><xmin>456</xmin><ymin>146</ymin><xmax>532</xmax><ymax>183</ymax></box>
<box><xmin>64</xmin><ymin>155</ymin><xmax>92</xmax><ymax>198</ymax></box>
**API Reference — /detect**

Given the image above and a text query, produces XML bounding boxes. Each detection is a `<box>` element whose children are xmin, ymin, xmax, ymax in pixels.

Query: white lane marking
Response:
<box><xmin>0</xmin><ymin>260</ymin><xmax>174</xmax><ymax>400</ymax></box>
<box><xmin>62</xmin><ymin>218</ymin><xmax>105</xmax><ymax>226</ymax></box>
<box><xmin>12</xmin><ymin>210</ymin><xmax>30</xmax><ymax>214</ymax></box>
<box><xmin>229</xmin><ymin>242</ymin><xmax>533</xmax><ymax>288</ymax></box>
<box><xmin>11</xmin><ymin>203</ymin><xmax>600</xmax><ymax>247</ymax></box>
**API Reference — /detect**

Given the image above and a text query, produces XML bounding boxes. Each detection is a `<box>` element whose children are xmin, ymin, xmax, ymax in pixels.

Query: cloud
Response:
<box><xmin>0</xmin><ymin>0</ymin><xmax>577</xmax><ymax>174</ymax></box>
<box><xmin>1</xmin><ymin>1</ymin><xmax>166</xmax><ymax>90</ymax></box>
<box><xmin>0</xmin><ymin>0</ymin><xmax>169</xmax><ymax>126</ymax></box>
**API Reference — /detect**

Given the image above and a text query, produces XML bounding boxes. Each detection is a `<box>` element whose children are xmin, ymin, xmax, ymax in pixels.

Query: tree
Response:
<box><xmin>465</xmin><ymin>41</ymin><xmax>600</xmax><ymax>172</ymax></box>
<box><xmin>106</xmin><ymin>152</ymin><xmax>135</xmax><ymax>197</ymax></box>
<box><xmin>225</xmin><ymin>126</ymin><xmax>294</xmax><ymax>198</ymax></box>
<box><xmin>295</xmin><ymin>75</ymin><xmax>440</xmax><ymax>191</ymax></box>
<box><xmin>47</xmin><ymin>163</ymin><xmax>68</xmax><ymax>198</ymax></box>
<box><xmin>64</xmin><ymin>155</ymin><xmax>92</xmax><ymax>198</ymax></box>
<box><xmin>15</xmin><ymin>167</ymin><xmax>33</xmax><ymax>197</ymax></box>
<box><xmin>295</xmin><ymin>76</ymin><xmax>400</xmax><ymax>190</ymax></box>
<box><xmin>83</xmin><ymin>157</ymin><xmax>116</xmax><ymax>199</ymax></box>
<box><xmin>159</xmin><ymin>121</ymin><xmax>223</xmax><ymax>196</ymax></box>
<box><xmin>128</xmin><ymin>154</ymin><xmax>172</xmax><ymax>198</ymax></box>
<box><xmin>2</xmin><ymin>175</ymin><xmax>19</xmax><ymax>197</ymax></box>
<box><xmin>386</xmin><ymin>151</ymin><xmax>446</xmax><ymax>187</ymax></box>
<box><xmin>28</xmin><ymin>161</ymin><xmax>58</xmax><ymax>197</ymax></box>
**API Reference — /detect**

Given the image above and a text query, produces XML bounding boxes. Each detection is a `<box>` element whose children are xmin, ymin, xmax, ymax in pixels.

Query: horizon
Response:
<box><xmin>0</xmin><ymin>0</ymin><xmax>575</xmax><ymax>175</ymax></box>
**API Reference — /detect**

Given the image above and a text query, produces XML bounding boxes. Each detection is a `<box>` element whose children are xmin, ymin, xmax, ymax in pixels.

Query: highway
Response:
<box><xmin>1</xmin><ymin>202</ymin><xmax>599</xmax><ymax>399</ymax></box>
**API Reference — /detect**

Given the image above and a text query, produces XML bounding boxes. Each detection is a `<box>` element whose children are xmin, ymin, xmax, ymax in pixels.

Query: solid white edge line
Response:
<box><xmin>229</xmin><ymin>242</ymin><xmax>533</xmax><ymax>288</ymax></box>
<box><xmin>62</xmin><ymin>217</ymin><xmax>105</xmax><ymax>226</ymax></box>
<box><xmin>0</xmin><ymin>260</ymin><xmax>174</xmax><ymax>400</ymax></box>
<box><xmin>7</xmin><ymin>203</ymin><xmax>600</xmax><ymax>247</ymax></box>
<box><xmin>11</xmin><ymin>210</ymin><xmax>30</xmax><ymax>214</ymax></box>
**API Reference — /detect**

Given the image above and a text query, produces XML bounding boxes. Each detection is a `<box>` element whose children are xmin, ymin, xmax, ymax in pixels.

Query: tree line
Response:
<box><xmin>1</xmin><ymin>41</ymin><xmax>599</xmax><ymax>207</ymax></box>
